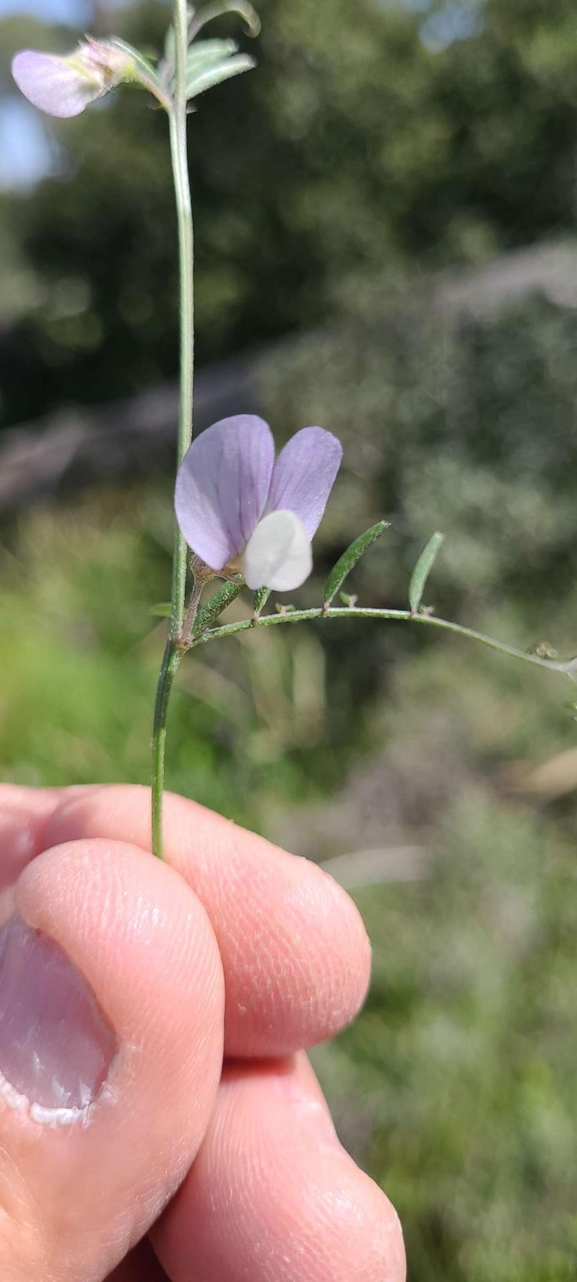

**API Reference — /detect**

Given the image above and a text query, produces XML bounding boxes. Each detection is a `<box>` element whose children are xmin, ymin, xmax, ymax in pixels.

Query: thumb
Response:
<box><xmin>0</xmin><ymin>837</ymin><xmax>224</xmax><ymax>1282</ymax></box>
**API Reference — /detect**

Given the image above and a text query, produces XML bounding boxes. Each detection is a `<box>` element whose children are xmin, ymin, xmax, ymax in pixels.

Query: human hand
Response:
<box><xmin>0</xmin><ymin>784</ymin><xmax>405</xmax><ymax>1281</ymax></box>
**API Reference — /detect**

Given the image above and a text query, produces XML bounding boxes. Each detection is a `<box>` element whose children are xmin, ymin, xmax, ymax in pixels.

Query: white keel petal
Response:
<box><xmin>242</xmin><ymin>510</ymin><xmax>312</xmax><ymax>591</ymax></box>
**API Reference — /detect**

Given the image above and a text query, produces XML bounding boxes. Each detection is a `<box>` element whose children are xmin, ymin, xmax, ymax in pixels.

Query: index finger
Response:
<box><xmin>0</xmin><ymin>784</ymin><xmax>371</xmax><ymax>1059</ymax></box>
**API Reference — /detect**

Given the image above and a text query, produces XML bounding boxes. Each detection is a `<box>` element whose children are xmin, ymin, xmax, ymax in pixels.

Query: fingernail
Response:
<box><xmin>0</xmin><ymin>915</ymin><xmax>117</xmax><ymax>1116</ymax></box>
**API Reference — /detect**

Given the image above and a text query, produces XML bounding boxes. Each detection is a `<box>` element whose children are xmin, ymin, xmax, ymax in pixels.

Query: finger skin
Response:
<box><xmin>0</xmin><ymin>789</ymin><xmax>398</xmax><ymax>1282</ymax></box>
<box><xmin>154</xmin><ymin>1054</ymin><xmax>406</xmax><ymax>1282</ymax></box>
<box><xmin>0</xmin><ymin>787</ymin><xmax>62</xmax><ymax>916</ymax></box>
<box><xmin>24</xmin><ymin>784</ymin><xmax>372</xmax><ymax>1059</ymax></box>
<box><xmin>0</xmin><ymin>837</ymin><xmax>224</xmax><ymax>1282</ymax></box>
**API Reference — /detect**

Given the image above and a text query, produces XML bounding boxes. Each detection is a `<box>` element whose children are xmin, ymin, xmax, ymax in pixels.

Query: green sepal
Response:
<box><xmin>186</xmin><ymin>51</ymin><xmax>255</xmax><ymax>99</ymax></box>
<box><xmin>194</xmin><ymin>580</ymin><xmax>244</xmax><ymax>633</ymax></box>
<box><xmin>323</xmin><ymin>520</ymin><xmax>389</xmax><ymax>607</ymax></box>
<box><xmin>108</xmin><ymin>38</ymin><xmax>171</xmax><ymax>110</ymax></box>
<box><xmin>409</xmin><ymin>532</ymin><xmax>445</xmax><ymax>614</ymax></box>
<box><xmin>151</xmin><ymin>602</ymin><xmax>172</xmax><ymax>618</ymax></box>
<box><xmin>252</xmin><ymin>587</ymin><xmax>271</xmax><ymax>617</ymax></box>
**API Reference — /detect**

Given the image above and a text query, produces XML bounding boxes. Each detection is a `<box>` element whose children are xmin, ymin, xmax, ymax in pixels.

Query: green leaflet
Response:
<box><xmin>252</xmin><ymin>587</ymin><xmax>271</xmax><ymax>616</ymax></box>
<box><xmin>194</xmin><ymin>580</ymin><xmax>244</xmax><ymax>633</ymax></box>
<box><xmin>186</xmin><ymin>52</ymin><xmax>255</xmax><ymax>100</ymax></box>
<box><xmin>187</xmin><ymin>39</ymin><xmax>240</xmax><ymax>69</ymax></box>
<box><xmin>189</xmin><ymin>1</ymin><xmax>261</xmax><ymax>41</ymax></box>
<box><xmin>151</xmin><ymin>602</ymin><xmax>172</xmax><ymax>618</ymax></box>
<box><xmin>162</xmin><ymin>31</ymin><xmax>255</xmax><ymax>99</ymax></box>
<box><xmin>323</xmin><ymin>520</ymin><xmax>389</xmax><ymax>607</ymax></box>
<box><xmin>409</xmin><ymin>532</ymin><xmax>445</xmax><ymax>614</ymax></box>
<box><xmin>164</xmin><ymin>37</ymin><xmax>242</xmax><ymax>92</ymax></box>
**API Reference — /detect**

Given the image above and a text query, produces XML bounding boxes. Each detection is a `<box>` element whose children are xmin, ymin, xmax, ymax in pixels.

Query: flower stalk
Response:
<box><xmin>186</xmin><ymin>603</ymin><xmax>577</xmax><ymax>682</ymax></box>
<box><xmin>151</xmin><ymin>0</ymin><xmax>195</xmax><ymax>860</ymax></box>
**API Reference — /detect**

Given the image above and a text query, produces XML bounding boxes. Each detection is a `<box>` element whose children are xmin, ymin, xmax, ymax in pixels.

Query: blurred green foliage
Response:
<box><xmin>264</xmin><ymin>290</ymin><xmax>577</xmax><ymax>1282</ymax></box>
<box><xmin>1</xmin><ymin>0</ymin><xmax>577</xmax><ymax>423</ymax></box>
<box><xmin>319</xmin><ymin>795</ymin><xmax>577</xmax><ymax>1281</ymax></box>
<box><xmin>1</xmin><ymin>1</ymin><xmax>577</xmax><ymax>1278</ymax></box>
<box><xmin>3</xmin><ymin>293</ymin><xmax>577</xmax><ymax>1279</ymax></box>
<box><xmin>0</xmin><ymin>491</ymin><xmax>337</xmax><ymax>819</ymax></box>
<box><xmin>260</xmin><ymin>291</ymin><xmax>577</xmax><ymax>626</ymax></box>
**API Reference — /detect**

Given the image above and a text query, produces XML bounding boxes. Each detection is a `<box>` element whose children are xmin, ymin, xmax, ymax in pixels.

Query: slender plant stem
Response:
<box><xmin>187</xmin><ymin>604</ymin><xmax>577</xmax><ymax>682</ymax></box>
<box><xmin>151</xmin><ymin>0</ymin><xmax>194</xmax><ymax>860</ymax></box>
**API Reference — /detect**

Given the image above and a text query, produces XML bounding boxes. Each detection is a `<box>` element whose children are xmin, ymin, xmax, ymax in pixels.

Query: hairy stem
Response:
<box><xmin>188</xmin><ymin>604</ymin><xmax>577</xmax><ymax>682</ymax></box>
<box><xmin>151</xmin><ymin>0</ymin><xmax>194</xmax><ymax>860</ymax></box>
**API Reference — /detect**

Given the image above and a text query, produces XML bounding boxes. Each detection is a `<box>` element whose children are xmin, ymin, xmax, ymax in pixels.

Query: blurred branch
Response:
<box><xmin>320</xmin><ymin>846</ymin><xmax>429</xmax><ymax>889</ymax></box>
<box><xmin>0</xmin><ymin>352</ymin><xmax>260</xmax><ymax>513</ymax></box>
<box><xmin>1</xmin><ymin>242</ymin><xmax>576</xmax><ymax>513</ymax></box>
<box><xmin>511</xmin><ymin>748</ymin><xmax>577</xmax><ymax>802</ymax></box>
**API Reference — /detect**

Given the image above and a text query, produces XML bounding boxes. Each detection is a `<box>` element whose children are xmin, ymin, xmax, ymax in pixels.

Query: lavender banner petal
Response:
<box><xmin>268</xmin><ymin>427</ymin><xmax>343</xmax><ymax>539</ymax></box>
<box><xmin>175</xmin><ymin>415</ymin><xmax>275</xmax><ymax>570</ymax></box>
<box><xmin>12</xmin><ymin>51</ymin><xmax>104</xmax><ymax>119</ymax></box>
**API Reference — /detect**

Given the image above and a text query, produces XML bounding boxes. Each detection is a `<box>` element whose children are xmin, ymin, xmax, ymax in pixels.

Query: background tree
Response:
<box><xmin>0</xmin><ymin>0</ymin><xmax>576</xmax><ymax>427</ymax></box>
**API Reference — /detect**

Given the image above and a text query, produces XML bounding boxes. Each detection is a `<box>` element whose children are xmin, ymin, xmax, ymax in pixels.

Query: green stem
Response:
<box><xmin>151</xmin><ymin>0</ymin><xmax>194</xmax><ymax>860</ymax></box>
<box><xmin>187</xmin><ymin>604</ymin><xmax>577</xmax><ymax>681</ymax></box>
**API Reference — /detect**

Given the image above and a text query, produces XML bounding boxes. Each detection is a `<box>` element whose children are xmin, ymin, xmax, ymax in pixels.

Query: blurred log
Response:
<box><xmin>0</xmin><ymin>241</ymin><xmax>575</xmax><ymax>514</ymax></box>
<box><xmin>506</xmin><ymin>748</ymin><xmax>577</xmax><ymax>802</ymax></box>
<box><xmin>320</xmin><ymin>846</ymin><xmax>429</xmax><ymax>889</ymax></box>
<box><xmin>0</xmin><ymin>351</ymin><xmax>261</xmax><ymax>513</ymax></box>
<box><xmin>435</xmin><ymin>241</ymin><xmax>577</xmax><ymax>315</ymax></box>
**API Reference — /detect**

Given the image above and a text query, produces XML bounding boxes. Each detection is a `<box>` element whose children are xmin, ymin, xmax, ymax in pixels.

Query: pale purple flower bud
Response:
<box><xmin>175</xmin><ymin>415</ymin><xmax>342</xmax><ymax>592</ymax></box>
<box><xmin>12</xmin><ymin>40</ymin><xmax>136</xmax><ymax>119</ymax></box>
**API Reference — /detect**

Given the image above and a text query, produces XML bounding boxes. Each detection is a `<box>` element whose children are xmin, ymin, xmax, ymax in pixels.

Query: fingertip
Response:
<box><xmin>0</xmin><ymin>836</ymin><xmax>225</xmax><ymax>1279</ymax></box>
<box><xmin>295</xmin><ymin>856</ymin><xmax>373</xmax><ymax>1030</ymax></box>
<box><xmin>42</xmin><ymin>785</ymin><xmax>373</xmax><ymax>1056</ymax></box>
<box><xmin>155</xmin><ymin>1055</ymin><xmax>405</xmax><ymax>1282</ymax></box>
<box><xmin>0</xmin><ymin>786</ymin><xmax>62</xmax><ymax>898</ymax></box>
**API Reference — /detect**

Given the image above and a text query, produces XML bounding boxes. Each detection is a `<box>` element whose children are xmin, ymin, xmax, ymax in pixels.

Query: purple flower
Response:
<box><xmin>12</xmin><ymin>40</ymin><xmax>135</xmax><ymax>119</ymax></box>
<box><xmin>175</xmin><ymin>415</ymin><xmax>342</xmax><ymax>591</ymax></box>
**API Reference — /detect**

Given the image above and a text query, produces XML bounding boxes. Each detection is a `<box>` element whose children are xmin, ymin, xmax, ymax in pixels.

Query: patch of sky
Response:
<box><xmin>0</xmin><ymin>0</ymin><xmax>89</xmax><ymax>20</ymax></box>
<box><xmin>375</xmin><ymin>0</ymin><xmax>484</xmax><ymax>49</ymax></box>
<box><xmin>0</xmin><ymin>0</ymin><xmax>133</xmax><ymax>23</ymax></box>
<box><xmin>0</xmin><ymin>98</ymin><xmax>59</xmax><ymax>189</ymax></box>
<box><xmin>0</xmin><ymin>0</ymin><xmax>136</xmax><ymax>189</ymax></box>
<box><xmin>420</xmin><ymin>2</ymin><xmax>483</xmax><ymax>52</ymax></box>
